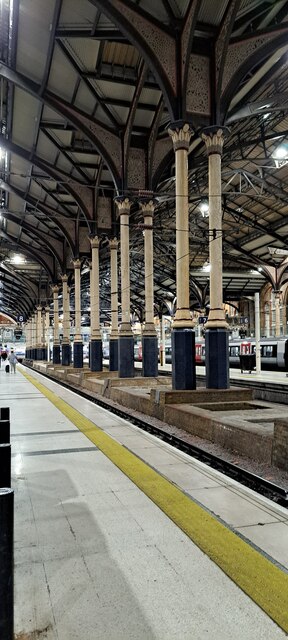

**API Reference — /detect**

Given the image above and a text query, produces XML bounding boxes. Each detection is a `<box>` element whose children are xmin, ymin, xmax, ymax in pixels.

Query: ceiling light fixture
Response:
<box><xmin>199</xmin><ymin>201</ymin><xmax>209</xmax><ymax>217</ymax></box>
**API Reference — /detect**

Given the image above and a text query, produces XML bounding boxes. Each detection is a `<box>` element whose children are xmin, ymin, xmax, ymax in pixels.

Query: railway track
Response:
<box><xmin>25</xmin><ymin>364</ymin><xmax>288</xmax><ymax>508</ymax></box>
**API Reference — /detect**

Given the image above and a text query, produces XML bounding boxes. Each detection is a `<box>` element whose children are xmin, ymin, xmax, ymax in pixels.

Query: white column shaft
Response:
<box><xmin>110</xmin><ymin>240</ymin><xmax>118</xmax><ymax>336</ymax></box>
<box><xmin>53</xmin><ymin>290</ymin><xmax>59</xmax><ymax>344</ymax></box>
<box><xmin>175</xmin><ymin>148</ymin><xmax>191</xmax><ymax>324</ymax></box>
<box><xmin>74</xmin><ymin>264</ymin><xmax>81</xmax><ymax>341</ymax></box>
<box><xmin>90</xmin><ymin>241</ymin><xmax>101</xmax><ymax>338</ymax></box>
<box><xmin>209</xmin><ymin>151</ymin><xmax>223</xmax><ymax>313</ymax></box>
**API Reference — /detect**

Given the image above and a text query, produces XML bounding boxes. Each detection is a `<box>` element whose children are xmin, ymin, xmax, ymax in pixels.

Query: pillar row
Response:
<box><xmin>275</xmin><ymin>291</ymin><xmax>281</xmax><ymax>337</ymax></box>
<box><xmin>202</xmin><ymin>127</ymin><xmax>229</xmax><ymax>389</ymax></box>
<box><xmin>52</xmin><ymin>286</ymin><xmax>60</xmax><ymax>364</ymax></box>
<box><xmin>73</xmin><ymin>259</ymin><xmax>83</xmax><ymax>368</ymax></box>
<box><xmin>139</xmin><ymin>198</ymin><xmax>158</xmax><ymax>377</ymax></box>
<box><xmin>45</xmin><ymin>306</ymin><xmax>50</xmax><ymax>362</ymax></box>
<box><xmin>109</xmin><ymin>238</ymin><xmax>119</xmax><ymax>371</ymax></box>
<box><xmin>168</xmin><ymin>122</ymin><xmax>196</xmax><ymax>390</ymax></box>
<box><xmin>90</xmin><ymin>237</ymin><xmax>102</xmax><ymax>371</ymax></box>
<box><xmin>36</xmin><ymin>306</ymin><xmax>42</xmax><ymax>360</ymax></box>
<box><xmin>61</xmin><ymin>275</ymin><xmax>71</xmax><ymax>366</ymax></box>
<box><xmin>116</xmin><ymin>198</ymin><xmax>134</xmax><ymax>378</ymax></box>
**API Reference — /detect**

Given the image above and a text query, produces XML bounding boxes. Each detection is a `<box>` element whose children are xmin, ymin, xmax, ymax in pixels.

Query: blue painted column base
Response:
<box><xmin>62</xmin><ymin>343</ymin><xmax>71</xmax><ymax>366</ymax></box>
<box><xmin>42</xmin><ymin>347</ymin><xmax>47</xmax><ymax>361</ymax></box>
<box><xmin>142</xmin><ymin>335</ymin><xmax>158</xmax><ymax>377</ymax></box>
<box><xmin>73</xmin><ymin>341</ymin><xmax>83</xmax><ymax>368</ymax></box>
<box><xmin>90</xmin><ymin>339</ymin><xmax>103</xmax><ymax>371</ymax></box>
<box><xmin>109</xmin><ymin>339</ymin><xmax>118</xmax><ymax>371</ymax></box>
<box><xmin>31</xmin><ymin>348</ymin><xmax>37</xmax><ymax>360</ymax></box>
<box><xmin>53</xmin><ymin>345</ymin><xmax>61</xmax><ymax>364</ymax></box>
<box><xmin>119</xmin><ymin>335</ymin><xmax>134</xmax><ymax>378</ymax></box>
<box><xmin>37</xmin><ymin>348</ymin><xmax>43</xmax><ymax>360</ymax></box>
<box><xmin>205</xmin><ymin>328</ymin><xmax>230</xmax><ymax>389</ymax></box>
<box><xmin>172</xmin><ymin>328</ymin><xmax>196</xmax><ymax>390</ymax></box>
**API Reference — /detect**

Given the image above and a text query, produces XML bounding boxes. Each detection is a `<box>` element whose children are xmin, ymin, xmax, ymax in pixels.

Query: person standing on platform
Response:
<box><xmin>8</xmin><ymin>350</ymin><xmax>18</xmax><ymax>374</ymax></box>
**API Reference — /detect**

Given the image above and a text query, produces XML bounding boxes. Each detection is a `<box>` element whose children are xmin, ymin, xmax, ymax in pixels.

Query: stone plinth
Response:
<box><xmin>272</xmin><ymin>419</ymin><xmax>288</xmax><ymax>470</ymax></box>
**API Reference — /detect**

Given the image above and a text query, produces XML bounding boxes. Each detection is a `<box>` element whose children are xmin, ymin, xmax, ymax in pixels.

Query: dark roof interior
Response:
<box><xmin>1</xmin><ymin>0</ymin><xmax>288</xmax><ymax>320</ymax></box>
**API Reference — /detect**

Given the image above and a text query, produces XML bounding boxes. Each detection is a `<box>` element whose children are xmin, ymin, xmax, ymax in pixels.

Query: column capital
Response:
<box><xmin>45</xmin><ymin>306</ymin><xmax>50</xmax><ymax>313</ymax></box>
<box><xmin>90</xmin><ymin>236</ymin><xmax>100</xmax><ymax>250</ymax></box>
<box><xmin>201</xmin><ymin>126</ymin><xmax>229</xmax><ymax>156</ymax></box>
<box><xmin>51</xmin><ymin>285</ymin><xmax>59</xmax><ymax>295</ymax></box>
<box><xmin>168</xmin><ymin>122</ymin><xmax>192</xmax><ymax>151</ymax></box>
<box><xmin>61</xmin><ymin>274</ymin><xmax>68</xmax><ymax>283</ymax></box>
<box><xmin>37</xmin><ymin>305</ymin><xmax>42</xmax><ymax>312</ymax></box>
<box><xmin>109</xmin><ymin>237</ymin><xmax>118</xmax><ymax>251</ymax></box>
<box><xmin>73</xmin><ymin>258</ymin><xmax>81</xmax><ymax>270</ymax></box>
<box><xmin>138</xmin><ymin>198</ymin><xmax>157</xmax><ymax>218</ymax></box>
<box><xmin>114</xmin><ymin>197</ymin><xmax>132</xmax><ymax>215</ymax></box>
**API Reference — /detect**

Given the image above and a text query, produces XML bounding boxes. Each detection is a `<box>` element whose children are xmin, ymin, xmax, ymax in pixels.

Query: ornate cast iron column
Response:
<box><xmin>41</xmin><ymin>307</ymin><xmax>46</xmax><ymax>360</ymax></box>
<box><xmin>25</xmin><ymin>319</ymin><xmax>31</xmax><ymax>359</ymax></box>
<box><xmin>115</xmin><ymin>198</ymin><xmax>134</xmax><ymax>378</ymax></box>
<box><xmin>275</xmin><ymin>291</ymin><xmax>281</xmax><ymax>336</ymax></box>
<box><xmin>61</xmin><ymin>275</ymin><xmax>71</xmax><ymax>366</ymax></box>
<box><xmin>109</xmin><ymin>238</ymin><xmax>119</xmax><ymax>371</ymax></box>
<box><xmin>139</xmin><ymin>199</ymin><xmax>158</xmax><ymax>377</ymax></box>
<box><xmin>36</xmin><ymin>305</ymin><xmax>42</xmax><ymax>360</ymax></box>
<box><xmin>202</xmin><ymin>127</ymin><xmax>229</xmax><ymax>389</ymax></box>
<box><xmin>45</xmin><ymin>306</ymin><xmax>50</xmax><ymax>362</ymax></box>
<box><xmin>168</xmin><ymin>122</ymin><xmax>196</xmax><ymax>390</ymax></box>
<box><xmin>73</xmin><ymin>259</ymin><xmax>83</xmax><ymax>368</ymax></box>
<box><xmin>52</xmin><ymin>286</ymin><xmax>60</xmax><ymax>364</ymax></box>
<box><xmin>31</xmin><ymin>312</ymin><xmax>36</xmax><ymax>360</ymax></box>
<box><xmin>89</xmin><ymin>237</ymin><xmax>102</xmax><ymax>371</ymax></box>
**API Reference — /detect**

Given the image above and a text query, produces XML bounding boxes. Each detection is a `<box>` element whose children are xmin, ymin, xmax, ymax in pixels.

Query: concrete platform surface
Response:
<box><xmin>3</xmin><ymin>366</ymin><xmax>287</xmax><ymax>639</ymax></box>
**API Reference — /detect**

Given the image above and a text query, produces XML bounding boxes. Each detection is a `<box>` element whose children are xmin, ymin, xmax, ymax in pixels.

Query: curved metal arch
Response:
<box><xmin>0</xmin><ymin>288</ymin><xmax>32</xmax><ymax>316</ymax></box>
<box><xmin>221</xmin><ymin>32</ymin><xmax>288</xmax><ymax>122</ymax></box>
<box><xmin>0</xmin><ymin>230</ymin><xmax>55</xmax><ymax>281</ymax></box>
<box><xmin>0</xmin><ymin>63</ymin><xmax>121</xmax><ymax>190</ymax></box>
<box><xmin>3</xmin><ymin>212</ymin><xmax>65</xmax><ymax>272</ymax></box>
<box><xmin>88</xmin><ymin>0</ymin><xmax>176</xmax><ymax>118</ymax></box>
<box><xmin>0</xmin><ymin>271</ymin><xmax>36</xmax><ymax>311</ymax></box>
<box><xmin>0</xmin><ymin>136</ymin><xmax>92</xmax><ymax>226</ymax></box>
<box><xmin>0</xmin><ymin>180</ymin><xmax>76</xmax><ymax>255</ymax></box>
<box><xmin>0</xmin><ymin>309</ymin><xmax>18</xmax><ymax>323</ymax></box>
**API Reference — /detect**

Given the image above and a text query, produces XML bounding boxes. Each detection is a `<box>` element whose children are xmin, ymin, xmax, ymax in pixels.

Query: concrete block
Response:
<box><xmin>272</xmin><ymin>419</ymin><xmax>288</xmax><ymax>470</ymax></box>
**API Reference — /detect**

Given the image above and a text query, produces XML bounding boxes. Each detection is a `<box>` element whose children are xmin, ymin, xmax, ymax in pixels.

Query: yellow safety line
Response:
<box><xmin>21</xmin><ymin>368</ymin><xmax>288</xmax><ymax>633</ymax></box>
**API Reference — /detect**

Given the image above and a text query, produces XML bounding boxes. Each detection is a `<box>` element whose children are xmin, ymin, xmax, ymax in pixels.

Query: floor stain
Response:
<box><xmin>15</xmin><ymin>624</ymin><xmax>52</xmax><ymax>639</ymax></box>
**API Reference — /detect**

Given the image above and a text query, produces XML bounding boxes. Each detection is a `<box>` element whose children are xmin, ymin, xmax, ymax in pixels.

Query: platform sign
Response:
<box><xmin>198</xmin><ymin>316</ymin><xmax>208</xmax><ymax>324</ymax></box>
<box><xmin>240</xmin><ymin>316</ymin><xmax>249</xmax><ymax>324</ymax></box>
<box><xmin>17</xmin><ymin>314</ymin><xmax>25</xmax><ymax>323</ymax></box>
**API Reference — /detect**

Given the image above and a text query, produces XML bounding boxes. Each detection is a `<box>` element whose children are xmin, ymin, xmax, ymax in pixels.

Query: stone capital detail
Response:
<box><xmin>109</xmin><ymin>238</ymin><xmax>118</xmax><ymax>251</ymax></box>
<box><xmin>73</xmin><ymin>259</ymin><xmax>81</xmax><ymax>270</ymax></box>
<box><xmin>45</xmin><ymin>306</ymin><xmax>50</xmax><ymax>313</ymax></box>
<box><xmin>51</xmin><ymin>285</ymin><xmax>59</xmax><ymax>295</ymax></box>
<box><xmin>61</xmin><ymin>274</ymin><xmax>68</xmax><ymax>283</ymax></box>
<box><xmin>115</xmin><ymin>197</ymin><xmax>132</xmax><ymax>216</ymax></box>
<box><xmin>168</xmin><ymin>122</ymin><xmax>192</xmax><ymax>151</ymax></box>
<box><xmin>139</xmin><ymin>199</ymin><xmax>157</xmax><ymax>218</ymax></box>
<box><xmin>37</xmin><ymin>305</ymin><xmax>42</xmax><ymax>312</ymax></box>
<box><xmin>90</xmin><ymin>236</ymin><xmax>100</xmax><ymax>250</ymax></box>
<box><xmin>202</xmin><ymin>127</ymin><xmax>226</xmax><ymax>156</ymax></box>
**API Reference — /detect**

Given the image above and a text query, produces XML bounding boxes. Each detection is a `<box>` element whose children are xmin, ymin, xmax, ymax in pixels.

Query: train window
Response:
<box><xmin>230</xmin><ymin>346</ymin><xmax>239</xmax><ymax>356</ymax></box>
<box><xmin>262</xmin><ymin>345</ymin><xmax>276</xmax><ymax>357</ymax></box>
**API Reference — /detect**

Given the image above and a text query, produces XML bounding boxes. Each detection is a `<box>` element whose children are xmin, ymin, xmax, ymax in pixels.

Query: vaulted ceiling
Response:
<box><xmin>1</xmin><ymin>0</ymin><xmax>288</xmax><ymax>321</ymax></box>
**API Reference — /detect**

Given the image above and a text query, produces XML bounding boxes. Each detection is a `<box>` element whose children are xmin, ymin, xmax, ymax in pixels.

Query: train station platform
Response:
<box><xmin>5</xmin><ymin>365</ymin><xmax>288</xmax><ymax>638</ymax></box>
